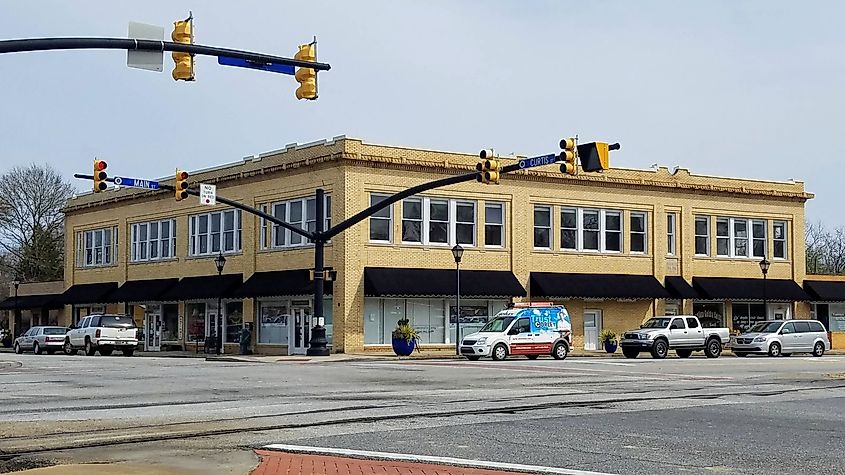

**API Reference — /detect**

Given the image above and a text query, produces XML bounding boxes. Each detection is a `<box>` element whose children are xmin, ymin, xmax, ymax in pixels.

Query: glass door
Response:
<box><xmin>289</xmin><ymin>307</ymin><xmax>311</xmax><ymax>355</ymax></box>
<box><xmin>583</xmin><ymin>310</ymin><xmax>602</xmax><ymax>351</ymax></box>
<box><xmin>145</xmin><ymin>311</ymin><xmax>161</xmax><ymax>351</ymax></box>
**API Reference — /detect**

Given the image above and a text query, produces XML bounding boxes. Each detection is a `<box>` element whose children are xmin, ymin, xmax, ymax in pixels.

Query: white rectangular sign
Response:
<box><xmin>200</xmin><ymin>183</ymin><xmax>217</xmax><ymax>206</ymax></box>
<box><xmin>127</xmin><ymin>22</ymin><xmax>164</xmax><ymax>72</ymax></box>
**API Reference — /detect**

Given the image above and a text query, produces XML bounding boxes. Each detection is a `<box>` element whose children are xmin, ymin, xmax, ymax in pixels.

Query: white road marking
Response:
<box><xmin>569</xmin><ymin>360</ymin><xmax>635</xmax><ymax>366</ymax></box>
<box><xmin>262</xmin><ymin>443</ymin><xmax>618</xmax><ymax>475</ymax></box>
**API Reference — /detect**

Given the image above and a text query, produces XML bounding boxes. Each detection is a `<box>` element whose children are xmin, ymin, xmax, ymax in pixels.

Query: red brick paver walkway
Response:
<box><xmin>251</xmin><ymin>450</ymin><xmax>535</xmax><ymax>475</ymax></box>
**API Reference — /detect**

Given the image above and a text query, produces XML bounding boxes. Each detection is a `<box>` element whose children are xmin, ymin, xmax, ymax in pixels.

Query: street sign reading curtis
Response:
<box><xmin>112</xmin><ymin>176</ymin><xmax>160</xmax><ymax>190</ymax></box>
<box><xmin>518</xmin><ymin>153</ymin><xmax>558</xmax><ymax>170</ymax></box>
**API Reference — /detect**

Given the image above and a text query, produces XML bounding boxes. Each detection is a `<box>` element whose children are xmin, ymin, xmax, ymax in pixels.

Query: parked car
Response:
<box><xmin>620</xmin><ymin>315</ymin><xmax>731</xmax><ymax>359</ymax></box>
<box><xmin>13</xmin><ymin>326</ymin><xmax>68</xmax><ymax>355</ymax></box>
<box><xmin>460</xmin><ymin>303</ymin><xmax>572</xmax><ymax>361</ymax></box>
<box><xmin>64</xmin><ymin>314</ymin><xmax>138</xmax><ymax>357</ymax></box>
<box><xmin>731</xmin><ymin>320</ymin><xmax>829</xmax><ymax>357</ymax></box>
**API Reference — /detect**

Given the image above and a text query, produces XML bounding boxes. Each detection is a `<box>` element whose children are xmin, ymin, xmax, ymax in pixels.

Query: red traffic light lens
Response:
<box><xmin>95</xmin><ymin>161</ymin><xmax>107</xmax><ymax>171</ymax></box>
<box><xmin>178</xmin><ymin>171</ymin><xmax>189</xmax><ymax>180</ymax></box>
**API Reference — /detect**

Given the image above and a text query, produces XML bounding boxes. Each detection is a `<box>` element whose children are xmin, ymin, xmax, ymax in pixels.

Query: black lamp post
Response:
<box><xmin>12</xmin><ymin>277</ymin><xmax>20</xmax><ymax>336</ymax></box>
<box><xmin>214</xmin><ymin>252</ymin><xmax>227</xmax><ymax>355</ymax></box>
<box><xmin>451</xmin><ymin>244</ymin><xmax>464</xmax><ymax>356</ymax></box>
<box><xmin>759</xmin><ymin>257</ymin><xmax>770</xmax><ymax>323</ymax></box>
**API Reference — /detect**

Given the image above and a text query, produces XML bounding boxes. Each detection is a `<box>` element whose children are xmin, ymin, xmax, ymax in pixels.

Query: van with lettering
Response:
<box><xmin>459</xmin><ymin>303</ymin><xmax>572</xmax><ymax>361</ymax></box>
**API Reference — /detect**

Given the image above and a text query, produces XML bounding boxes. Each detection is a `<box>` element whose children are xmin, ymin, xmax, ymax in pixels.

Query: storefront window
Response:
<box><xmin>162</xmin><ymin>304</ymin><xmax>179</xmax><ymax>341</ymax></box>
<box><xmin>450</xmin><ymin>300</ymin><xmax>498</xmax><ymax>342</ymax></box>
<box><xmin>225</xmin><ymin>301</ymin><xmax>244</xmax><ymax>344</ymax></box>
<box><xmin>693</xmin><ymin>302</ymin><xmax>725</xmax><ymax>329</ymax></box>
<box><xmin>363</xmin><ymin>298</ymin><xmax>506</xmax><ymax>344</ymax></box>
<box><xmin>186</xmin><ymin>303</ymin><xmax>206</xmax><ymax>342</ymax></box>
<box><xmin>828</xmin><ymin>304</ymin><xmax>845</xmax><ymax>332</ymax></box>
<box><xmin>259</xmin><ymin>302</ymin><xmax>289</xmax><ymax>344</ymax></box>
<box><xmin>731</xmin><ymin>302</ymin><xmax>766</xmax><ymax>333</ymax></box>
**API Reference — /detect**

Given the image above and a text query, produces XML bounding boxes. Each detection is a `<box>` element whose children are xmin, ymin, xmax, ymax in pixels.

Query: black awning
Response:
<box><xmin>109</xmin><ymin>278</ymin><xmax>180</xmax><ymax>302</ymax></box>
<box><xmin>364</xmin><ymin>267</ymin><xmax>526</xmax><ymax>298</ymax></box>
<box><xmin>60</xmin><ymin>282</ymin><xmax>119</xmax><ymax>305</ymax></box>
<box><xmin>234</xmin><ymin>270</ymin><xmax>333</xmax><ymax>298</ymax></box>
<box><xmin>693</xmin><ymin>277</ymin><xmax>810</xmax><ymax>301</ymax></box>
<box><xmin>159</xmin><ymin>274</ymin><xmax>243</xmax><ymax>301</ymax></box>
<box><xmin>804</xmin><ymin>280</ymin><xmax>845</xmax><ymax>302</ymax></box>
<box><xmin>665</xmin><ymin>276</ymin><xmax>699</xmax><ymax>299</ymax></box>
<box><xmin>0</xmin><ymin>294</ymin><xmax>63</xmax><ymax>310</ymax></box>
<box><xmin>530</xmin><ymin>273</ymin><xmax>670</xmax><ymax>299</ymax></box>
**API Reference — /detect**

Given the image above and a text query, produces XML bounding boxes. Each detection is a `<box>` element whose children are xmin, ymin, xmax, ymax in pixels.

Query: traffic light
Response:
<box><xmin>577</xmin><ymin>142</ymin><xmax>618</xmax><ymax>172</ymax></box>
<box><xmin>175</xmin><ymin>170</ymin><xmax>189</xmax><ymax>201</ymax></box>
<box><xmin>93</xmin><ymin>160</ymin><xmax>108</xmax><ymax>193</ymax></box>
<box><xmin>294</xmin><ymin>43</ymin><xmax>317</xmax><ymax>100</ymax></box>
<box><xmin>476</xmin><ymin>149</ymin><xmax>500</xmax><ymax>184</ymax></box>
<box><xmin>559</xmin><ymin>138</ymin><xmax>577</xmax><ymax>175</ymax></box>
<box><xmin>171</xmin><ymin>15</ymin><xmax>194</xmax><ymax>81</ymax></box>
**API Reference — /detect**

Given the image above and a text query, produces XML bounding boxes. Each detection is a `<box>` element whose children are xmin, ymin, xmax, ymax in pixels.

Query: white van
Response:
<box><xmin>460</xmin><ymin>303</ymin><xmax>572</xmax><ymax>361</ymax></box>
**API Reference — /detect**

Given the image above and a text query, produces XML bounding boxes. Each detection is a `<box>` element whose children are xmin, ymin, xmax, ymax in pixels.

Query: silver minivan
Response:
<box><xmin>731</xmin><ymin>320</ymin><xmax>829</xmax><ymax>357</ymax></box>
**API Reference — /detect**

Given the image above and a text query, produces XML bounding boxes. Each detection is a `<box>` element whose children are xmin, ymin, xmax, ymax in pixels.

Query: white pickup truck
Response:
<box><xmin>64</xmin><ymin>314</ymin><xmax>138</xmax><ymax>357</ymax></box>
<box><xmin>620</xmin><ymin>315</ymin><xmax>730</xmax><ymax>359</ymax></box>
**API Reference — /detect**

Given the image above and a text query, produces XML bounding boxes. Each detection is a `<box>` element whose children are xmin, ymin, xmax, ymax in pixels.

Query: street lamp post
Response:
<box><xmin>214</xmin><ymin>252</ymin><xmax>227</xmax><ymax>356</ymax></box>
<box><xmin>451</xmin><ymin>244</ymin><xmax>464</xmax><ymax>356</ymax></box>
<box><xmin>759</xmin><ymin>258</ymin><xmax>770</xmax><ymax>323</ymax></box>
<box><xmin>12</xmin><ymin>277</ymin><xmax>20</xmax><ymax>337</ymax></box>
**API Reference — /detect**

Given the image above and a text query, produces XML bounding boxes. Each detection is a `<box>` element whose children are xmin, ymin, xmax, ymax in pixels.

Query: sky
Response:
<box><xmin>1</xmin><ymin>1</ymin><xmax>843</xmax><ymax>225</ymax></box>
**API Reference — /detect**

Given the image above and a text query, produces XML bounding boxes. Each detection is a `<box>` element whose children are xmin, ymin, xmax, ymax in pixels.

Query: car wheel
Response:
<box><xmin>676</xmin><ymin>349</ymin><xmax>692</xmax><ymax>358</ymax></box>
<box><xmin>33</xmin><ymin>342</ymin><xmax>42</xmax><ymax>355</ymax></box>
<box><xmin>13</xmin><ymin>343</ymin><xmax>22</xmax><ymax>354</ymax></box>
<box><xmin>552</xmin><ymin>342</ymin><xmax>569</xmax><ymax>360</ymax></box>
<box><xmin>84</xmin><ymin>340</ymin><xmax>96</xmax><ymax>356</ymax></box>
<box><xmin>526</xmin><ymin>354</ymin><xmax>539</xmax><ymax>360</ymax></box>
<box><xmin>650</xmin><ymin>339</ymin><xmax>668</xmax><ymax>359</ymax></box>
<box><xmin>813</xmin><ymin>342</ymin><xmax>825</xmax><ymax>357</ymax></box>
<box><xmin>768</xmin><ymin>341</ymin><xmax>781</xmax><ymax>357</ymax></box>
<box><xmin>705</xmin><ymin>338</ymin><xmax>722</xmax><ymax>358</ymax></box>
<box><xmin>99</xmin><ymin>348</ymin><xmax>113</xmax><ymax>356</ymax></box>
<box><xmin>622</xmin><ymin>348</ymin><xmax>639</xmax><ymax>359</ymax></box>
<box><xmin>491</xmin><ymin>343</ymin><xmax>508</xmax><ymax>361</ymax></box>
<box><xmin>733</xmin><ymin>352</ymin><xmax>748</xmax><ymax>357</ymax></box>
<box><xmin>122</xmin><ymin>348</ymin><xmax>135</xmax><ymax>357</ymax></box>
<box><xmin>64</xmin><ymin>340</ymin><xmax>77</xmax><ymax>356</ymax></box>
<box><xmin>465</xmin><ymin>356</ymin><xmax>481</xmax><ymax>361</ymax></box>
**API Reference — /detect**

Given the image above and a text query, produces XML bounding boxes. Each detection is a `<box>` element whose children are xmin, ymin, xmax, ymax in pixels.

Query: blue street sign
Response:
<box><xmin>217</xmin><ymin>56</ymin><xmax>295</xmax><ymax>75</ymax></box>
<box><xmin>113</xmin><ymin>176</ymin><xmax>160</xmax><ymax>190</ymax></box>
<box><xmin>518</xmin><ymin>153</ymin><xmax>559</xmax><ymax>170</ymax></box>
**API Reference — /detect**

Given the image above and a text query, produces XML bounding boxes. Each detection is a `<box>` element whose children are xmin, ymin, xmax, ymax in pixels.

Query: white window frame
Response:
<box><xmin>667</xmin><ymin>213</ymin><xmax>676</xmax><ymax>256</ymax></box>
<box><xmin>453</xmin><ymin>200</ymin><xmax>476</xmax><ymax>246</ymax></box>
<box><xmin>716</xmin><ymin>217</ymin><xmax>730</xmax><ymax>257</ymax></box>
<box><xmin>484</xmin><ymin>202</ymin><xmax>505</xmax><ymax>248</ymax></box>
<box><xmin>604</xmin><ymin>210</ymin><xmax>623</xmax><ymax>253</ymax></box>
<box><xmin>714</xmin><ymin>217</ymin><xmax>768</xmax><ymax>259</ymax></box>
<box><xmin>369</xmin><ymin>194</ymin><xmax>393</xmax><ymax>243</ymax></box>
<box><xmin>131</xmin><ymin>219</ymin><xmax>176</xmax><ymax>262</ymax></box>
<box><xmin>751</xmin><ymin>219</ymin><xmax>767</xmax><ymax>258</ymax></box>
<box><xmin>263</xmin><ymin>194</ymin><xmax>331</xmax><ymax>250</ymax></box>
<box><xmin>694</xmin><ymin>216</ymin><xmax>710</xmax><ymax>256</ymax></box>
<box><xmin>401</xmin><ymin>197</ymin><xmax>423</xmax><ymax>244</ymax></box>
<box><xmin>773</xmin><ymin>221</ymin><xmax>787</xmax><ymax>260</ymax></box>
<box><xmin>560</xmin><ymin>207</ymin><xmax>578</xmax><ymax>251</ymax></box>
<box><xmin>399</xmin><ymin>197</ymin><xmax>476</xmax><ymax>247</ymax></box>
<box><xmin>189</xmin><ymin>209</ymin><xmax>242</xmax><ymax>256</ymax></box>
<box><xmin>629</xmin><ymin>212</ymin><xmax>647</xmax><ymax>254</ymax></box>
<box><xmin>558</xmin><ymin>208</ymin><xmax>623</xmax><ymax>254</ymax></box>
<box><xmin>426</xmin><ymin>198</ymin><xmax>450</xmax><ymax>246</ymax></box>
<box><xmin>77</xmin><ymin>227</ymin><xmax>118</xmax><ymax>268</ymax></box>
<box><xmin>581</xmin><ymin>209</ymin><xmax>601</xmax><ymax>252</ymax></box>
<box><xmin>533</xmin><ymin>205</ymin><xmax>553</xmax><ymax>250</ymax></box>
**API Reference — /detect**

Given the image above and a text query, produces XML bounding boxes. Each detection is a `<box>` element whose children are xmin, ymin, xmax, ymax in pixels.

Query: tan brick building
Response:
<box><xmin>50</xmin><ymin>135</ymin><xmax>827</xmax><ymax>354</ymax></box>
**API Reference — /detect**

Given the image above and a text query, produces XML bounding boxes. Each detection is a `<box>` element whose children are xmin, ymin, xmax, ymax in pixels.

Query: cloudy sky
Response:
<box><xmin>1</xmin><ymin>1</ymin><xmax>842</xmax><ymax>225</ymax></box>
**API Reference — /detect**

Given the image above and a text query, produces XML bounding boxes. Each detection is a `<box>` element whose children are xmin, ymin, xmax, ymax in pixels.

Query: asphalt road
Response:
<box><xmin>1</xmin><ymin>352</ymin><xmax>844</xmax><ymax>474</ymax></box>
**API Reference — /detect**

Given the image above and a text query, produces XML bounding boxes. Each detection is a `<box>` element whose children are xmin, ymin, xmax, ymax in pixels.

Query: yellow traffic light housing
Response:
<box><xmin>175</xmin><ymin>170</ymin><xmax>189</xmax><ymax>201</ymax></box>
<box><xmin>476</xmin><ymin>150</ymin><xmax>500</xmax><ymax>184</ymax></box>
<box><xmin>171</xmin><ymin>16</ymin><xmax>195</xmax><ymax>81</ymax></box>
<box><xmin>93</xmin><ymin>159</ymin><xmax>108</xmax><ymax>193</ymax></box>
<box><xmin>294</xmin><ymin>43</ymin><xmax>317</xmax><ymax>100</ymax></box>
<box><xmin>577</xmin><ymin>142</ymin><xmax>616</xmax><ymax>172</ymax></box>
<box><xmin>559</xmin><ymin>137</ymin><xmax>577</xmax><ymax>175</ymax></box>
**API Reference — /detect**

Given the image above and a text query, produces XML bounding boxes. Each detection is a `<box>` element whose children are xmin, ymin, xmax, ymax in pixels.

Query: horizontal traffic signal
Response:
<box><xmin>577</xmin><ymin>142</ymin><xmax>618</xmax><ymax>172</ymax></box>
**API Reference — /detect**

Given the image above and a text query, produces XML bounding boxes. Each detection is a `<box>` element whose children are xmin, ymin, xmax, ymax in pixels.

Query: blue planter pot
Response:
<box><xmin>392</xmin><ymin>337</ymin><xmax>416</xmax><ymax>356</ymax></box>
<box><xmin>604</xmin><ymin>340</ymin><xmax>618</xmax><ymax>353</ymax></box>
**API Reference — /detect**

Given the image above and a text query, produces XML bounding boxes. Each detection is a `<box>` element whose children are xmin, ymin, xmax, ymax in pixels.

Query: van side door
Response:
<box><xmin>793</xmin><ymin>321</ymin><xmax>813</xmax><ymax>352</ymax></box>
<box><xmin>507</xmin><ymin>317</ymin><xmax>534</xmax><ymax>355</ymax></box>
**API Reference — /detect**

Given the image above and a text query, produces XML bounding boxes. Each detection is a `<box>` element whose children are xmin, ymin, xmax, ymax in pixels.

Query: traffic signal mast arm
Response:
<box><xmin>0</xmin><ymin>37</ymin><xmax>331</xmax><ymax>72</ymax></box>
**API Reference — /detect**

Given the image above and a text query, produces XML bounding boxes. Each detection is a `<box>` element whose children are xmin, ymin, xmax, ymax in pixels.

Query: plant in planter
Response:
<box><xmin>599</xmin><ymin>329</ymin><xmax>618</xmax><ymax>353</ymax></box>
<box><xmin>391</xmin><ymin>318</ymin><xmax>420</xmax><ymax>357</ymax></box>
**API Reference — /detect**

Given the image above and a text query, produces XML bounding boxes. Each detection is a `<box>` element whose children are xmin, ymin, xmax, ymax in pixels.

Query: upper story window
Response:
<box><xmin>76</xmin><ymin>226</ymin><xmax>118</xmax><ymax>268</ymax></box>
<box><xmin>557</xmin><ymin>207</ymin><xmax>622</xmax><ymax>253</ymax></box>
<box><xmin>189</xmin><ymin>209</ymin><xmax>242</xmax><ymax>256</ymax></box>
<box><xmin>260</xmin><ymin>194</ymin><xmax>331</xmax><ymax>249</ymax></box>
<box><xmin>484</xmin><ymin>202</ymin><xmax>505</xmax><ymax>247</ymax></box>
<box><xmin>629</xmin><ymin>212</ymin><xmax>647</xmax><ymax>254</ymax></box>
<box><xmin>369</xmin><ymin>194</ymin><xmax>392</xmax><ymax>243</ymax></box>
<box><xmin>533</xmin><ymin>205</ymin><xmax>552</xmax><ymax>249</ymax></box>
<box><xmin>400</xmin><ymin>197</ymin><xmax>476</xmax><ymax>246</ymax></box>
<box><xmin>131</xmin><ymin>219</ymin><xmax>176</xmax><ymax>262</ymax></box>
<box><xmin>667</xmin><ymin>213</ymin><xmax>676</xmax><ymax>256</ymax></box>
<box><xmin>715</xmin><ymin>217</ymin><xmax>766</xmax><ymax>259</ymax></box>
<box><xmin>773</xmin><ymin>221</ymin><xmax>787</xmax><ymax>259</ymax></box>
<box><xmin>694</xmin><ymin>216</ymin><xmax>710</xmax><ymax>256</ymax></box>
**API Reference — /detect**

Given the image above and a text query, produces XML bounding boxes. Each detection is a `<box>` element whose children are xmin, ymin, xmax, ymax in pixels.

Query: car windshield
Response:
<box><xmin>43</xmin><ymin>328</ymin><xmax>67</xmax><ymax>335</ymax></box>
<box><xmin>641</xmin><ymin>318</ymin><xmax>672</xmax><ymax>329</ymax></box>
<box><xmin>747</xmin><ymin>322</ymin><xmax>782</xmax><ymax>333</ymax></box>
<box><xmin>480</xmin><ymin>317</ymin><xmax>515</xmax><ymax>333</ymax></box>
<box><xmin>99</xmin><ymin>316</ymin><xmax>136</xmax><ymax>328</ymax></box>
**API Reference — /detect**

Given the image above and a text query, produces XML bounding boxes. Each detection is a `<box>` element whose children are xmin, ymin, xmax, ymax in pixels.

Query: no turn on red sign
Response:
<box><xmin>200</xmin><ymin>183</ymin><xmax>217</xmax><ymax>206</ymax></box>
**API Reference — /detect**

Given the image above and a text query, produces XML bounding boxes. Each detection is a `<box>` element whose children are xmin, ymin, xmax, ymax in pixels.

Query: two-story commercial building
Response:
<box><xmin>54</xmin><ymin>136</ymin><xmax>819</xmax><ymax>354</ymax></box>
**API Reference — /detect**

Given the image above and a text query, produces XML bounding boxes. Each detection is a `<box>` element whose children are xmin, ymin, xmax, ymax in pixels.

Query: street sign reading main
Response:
<box><xmin>518</xmin><ymin>153</ymin><xmax>558</xmax><ymax>170</ymax></box>
<box><xmin>113</xmin><ymin>176</ymin><xmax>160</xmax><ymax>190</ymax></box>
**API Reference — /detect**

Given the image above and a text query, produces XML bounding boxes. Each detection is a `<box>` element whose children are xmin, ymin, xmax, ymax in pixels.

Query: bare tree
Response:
<box><xmin>806</xmin><ymin>220</ymin><xmax>827</xmax><ymax>274</ymax></box>
<box><xmin>0</xmin><ymin>164</ymin><xmax>75</xmax><ymax>282</ymax></box>
<box><xmin>806</xmin><ymin>220</ymin><xmax>845</xmax><ymax>275</ymax></box>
